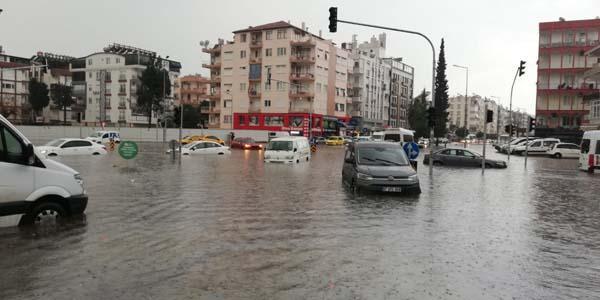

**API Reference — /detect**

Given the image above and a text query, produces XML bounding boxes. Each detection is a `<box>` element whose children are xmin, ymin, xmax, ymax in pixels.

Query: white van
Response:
<box><xmin>0</xmin><ymin>114</ymin><xmax>88</xmax><ymax>225</ymax></box>
<box><xmin>382</xmin><ymin>128</ymin><xmax>415</xmax><ymax>145</ymax></box>
<box><xmin>86</xmin><ymin>130</ymin><xmax>120</xmax><ymax>144</ymax></box>
<box><xmin>264</xmin><ymin>136</ymin><xmax>311</xmax><ymax>163</ymax></box>
<box><xmin>579</xmin><ymin>130</ymin><xmax>600</xmax><ymax>172</ymax></box>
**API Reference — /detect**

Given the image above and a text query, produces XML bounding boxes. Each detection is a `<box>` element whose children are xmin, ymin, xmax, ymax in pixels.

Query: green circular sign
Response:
<box><xmin>118</xmin><ymin>141</ymin><xmax>138</xmax><ymax>160</ymax></box>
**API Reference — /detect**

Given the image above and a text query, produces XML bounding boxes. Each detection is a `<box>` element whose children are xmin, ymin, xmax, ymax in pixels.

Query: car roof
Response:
<box><xmin>353</xmin><ymin>141</ymin><xmax>401</xmax><ymax>148</ymax></box>
<box><xmin>271</xmin><ymin>136</ymin><xmax>307</xmax><ymax>141</ymax></box>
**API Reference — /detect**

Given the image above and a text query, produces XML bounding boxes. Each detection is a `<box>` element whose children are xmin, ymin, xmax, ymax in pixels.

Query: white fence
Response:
<box><xmin>15</xmin><ymin>125</ymin><xmax>280</xmax><ymax>144</ymax></box>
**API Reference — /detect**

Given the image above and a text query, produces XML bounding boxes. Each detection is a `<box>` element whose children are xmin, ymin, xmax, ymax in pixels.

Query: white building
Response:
<box><xmin>0</xmin><ymin>53</ymin><xmax>32</xmax><ymax>124</ymax></box>
<box><xmin>70</xmin><ymin>44</ymin><xmax>180</xmax><ymax>127</ymax></box>
<box><xmin>346</xmin><ymin>34</ymin><xmax>414</xmax><ymax>130</ymax></box>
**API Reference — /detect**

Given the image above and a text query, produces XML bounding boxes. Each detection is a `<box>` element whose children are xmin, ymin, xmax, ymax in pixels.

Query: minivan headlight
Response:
<box><xmin>356</xmin><ymin>173</ymin><xmax>373</xmax><ymax>180</ymax></box>
<box><xmin>408</xmin><ymin>174</ymin><xmax>419</xmax><ymax>182</ymax></box>
<box><xmin>285</xmin><ymin>155</ymin><xmax>294</xmax><ymax>159</ymax></box>
<box><xmin>74</xmin><ymin>174</ymin><xmax>84</xmax><ymax>188</ymax></box>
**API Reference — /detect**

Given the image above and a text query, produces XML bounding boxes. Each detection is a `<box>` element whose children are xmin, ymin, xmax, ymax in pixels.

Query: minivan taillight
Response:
<box><xmin>589</xmin><ymin>154</ymin><xmax>595</xmax><ymax>167</ymax></box>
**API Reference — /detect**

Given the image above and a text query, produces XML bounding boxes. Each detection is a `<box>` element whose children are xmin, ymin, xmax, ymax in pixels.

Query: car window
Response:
<box><xmin>581</xmin><ymin>139</ymin><xmax>590</xmax><ymax>154</ymax></box>
<box><xmin>1</xmin><ymin>126</ymin><xmax>24</xmax><ymax>162</ymax></box>
<box><xmin>384</xmin><ymin>133</ymin><xmax>401</xmax><ymax>142</ymax></box>
<box><xmin>556</xmin><ymin>144</ymin><xmax>565</xmax><ymax>149</ymax></box>
<box><xmin>45</xmin><ymin>139</ymin><xmax>66</xmax><ymax>147</ymax></box>
<box><xmin>356</xmin><ymin>145</ymin><xmax>409</xmax><ymax>166</ymax></box>
<box><xmin>462</xmin><ymin>150</ymin><xmax>477</xmax><ymax>157</ymax></box>
<box><xmin>61</xmin><ymin>141</ymin><xmax>81</xmax><ymax>148</ymax></box>
<box><xmin>194</xmin><ymin>143</ymin><xmax>207</xmax><ymax>149</ymax></box>
<box><xmin>207</xmin><ymin>136</ymin><xmax>218</xmax><ymax>140</ymax></box>
<box><xmin>543</xmin><ymin>141</ymin><xmax>557</xmax><ymax>147</ymax></box>
<box><xmin>530</xmin><ymin>142</ymin><xmax>541</xmax><ymax>147</ymax></box>
<box><xmin>102</xmin><ymin>133</ymin><xmax>109</xmax><ymax>138</ymax></box>
<box><xmin>77</xmin><ymin>140</ymin><xmax>93</xmax><ymax>147</ymax></box>
<box><xmin>440</xmin><ymin>149</ymin><xmax>452</xmax><ymax>155</ymax></box>
<box><xmin>569</xmin><ymin>144</ymin><xmax>580</xmax><ymax>150</ymax></box>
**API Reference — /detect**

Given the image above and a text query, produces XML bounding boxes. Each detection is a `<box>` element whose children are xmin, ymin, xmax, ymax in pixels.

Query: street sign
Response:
<box><xmin>403</xmin><ymin>142</ymin><xmax>420</xmax><ymax>160</ymax></box>
<box><xmin>118</xmin><ymin>141</ymin><xmax>138</xmax><ymax>160</ymax></box>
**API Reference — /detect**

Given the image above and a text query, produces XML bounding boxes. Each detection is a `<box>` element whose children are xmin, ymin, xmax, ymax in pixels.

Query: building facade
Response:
<box><xmin>0</xmin><ymin>53</ymin><xmax>32</xmax><ymax>124</ymax></box>
<box><xmin>583</xmin><ymin>44</ymin><xmax>600</xmax><ymax>130</ymax></box>
<box><xmin>203</xmin><ymin>21</ymin><xmax>352</xmax><ymax>135</ymax></box>
<box><xmin>175</xmin><ymin>74</ymin><xmax>211</xmax><ymax>128</ymax></box>
<box><xmin>536</xmin><ymin>18</ymin><xmax>600</xmax><ymax>130</ymax></box>
<box><xmin>70</xmin><ymin>44</ymin><xmax>181</xmax><ymax>127</ymax></box>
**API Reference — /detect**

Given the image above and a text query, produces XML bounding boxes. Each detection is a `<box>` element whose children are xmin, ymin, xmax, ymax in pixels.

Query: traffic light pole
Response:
<box><xmin>507</xmin><ymin>67</ymin><xmax>519</xmax><ymax>162</ymax></box>
<box><xmin>335</xmin><ymin>18</ymin><xmax>436</xmax><ymax>175</ymax></box>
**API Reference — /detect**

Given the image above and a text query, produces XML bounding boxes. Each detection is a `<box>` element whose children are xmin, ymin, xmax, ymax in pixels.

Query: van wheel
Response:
<box><xmin>296</xmin><ymin>159</ymin><xmax>300</xmax><ymax>163</ymax></box>
<box><xmin>553</xmin><ymin>153</ymin><xmax>562</xmax><ymax>159</ymax></box>
<box><xmin>306</xmin><ymin>156</ymin><xmax>309</xmax><ymax>161</ymax></box>
<box><xmin>20</xmin><ymin>202</ymin><xmax>67</xmax><ymax>226</ymax></box>
<box><xmin>92</xmin><ymin>152</ymin><xmax>100</xmax><ymax>155</ymax></box>
<box><xmin>485</xmin><ymin>163</ymin><xmax>493</xmax><ymax>168</ymax></box>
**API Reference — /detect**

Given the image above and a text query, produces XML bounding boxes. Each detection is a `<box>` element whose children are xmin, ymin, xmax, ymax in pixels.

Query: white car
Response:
<box><xmin>512</xmin><ymin>138</ymin><xmax>560</xmax><ymax>156</ymax></box>
<box><xmin>167</xmin><ymin>141</ymin><xmax>231</xmax><ymax>155</ymax></box>
<box><xmin>547</xmin><ymin>142</ymin><xmax>580</xmax><ymax>159</ymax></box>
<box><xmin>86</xmin><ymin>131</ymin><xmax>120</xmax><ymax>144</ymax></box>
<box><xmin>37</xmin><ymin>138</ymin><xmax>108</xmax><ymax>156</ymax></box>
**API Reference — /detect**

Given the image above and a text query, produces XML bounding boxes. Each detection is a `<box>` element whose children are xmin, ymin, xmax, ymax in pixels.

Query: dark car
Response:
<box><xmin>423</xmin><ymin>148</ymin><xmax>507</xmax><ymax>168</ymax></box>
<box><xmin>230</xmin><ymin>137</ymin><xmax>263</xmax><ymax>150</ymax></box>
<box><xmin>342</xmin><ymin>142</ymin><xmax>421</xmax><ymax>194</ymax></box>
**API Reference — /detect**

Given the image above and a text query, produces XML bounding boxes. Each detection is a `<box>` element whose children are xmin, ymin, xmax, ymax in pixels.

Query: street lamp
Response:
<box><xmin>452</xmin><ymin>64</ymin><xmax>469</xmax><ymax>148</ymax></box>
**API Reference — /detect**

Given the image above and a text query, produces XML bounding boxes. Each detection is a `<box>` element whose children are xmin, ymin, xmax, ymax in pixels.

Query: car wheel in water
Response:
<box><xmin>296</xmin><ymin>159</ymin><xmax>300</xmax><ymax>163</ymax></box>
<box><xmin>485</xmin><ymin>163</ymin><xmax>492</xmax><ymax>168</ymax></box>
<box><xmin>553</xmin><ymin>153</ymin><xmax>562</xmax><ymax>159</ymax></box>
<box><xmin>92</xmin><ymin>152</ymin><xmax>100</xmax><ymax>155</ymax></box>
<box><xmin>48</xmin><ymin>153</ymin><xmax>58</xmax><ymax>157</ymax></box>
<box><xmin>20</xmin><ymin>201</ymin><xmax>67</xmax><ymax>226</ymax></box>
<box><xmin>433</xmin><ymin>161</ymin><xmax>443</xmax><ymax>166</ymax></box>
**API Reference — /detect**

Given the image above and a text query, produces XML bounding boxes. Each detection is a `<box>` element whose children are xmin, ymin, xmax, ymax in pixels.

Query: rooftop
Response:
<box><xmin>539</xmin><ymin>18</ymin><xmax>600</xmax><ymax>30</ymax></box>
<box><xmin>233</xmin><ymin>20</ymin><xmax>324</xmax><ymax>40</ymax></box>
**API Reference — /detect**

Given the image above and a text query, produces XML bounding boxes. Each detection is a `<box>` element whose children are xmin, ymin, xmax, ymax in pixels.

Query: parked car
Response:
<box><xmin>423</xmin><ymin>148</ymin><xmax>507</xmax><ymax>168</ymax></box>
<box><xmin>37</xmin><ymin>138</ymin><xmax>108</xmax><ymax>156</ymax></box>
<box><xmin>0</xmin><ymin>114</ymin><xmax>88</xmax><ymax>225</ymax></box>
<box><xmin>499</xmin><ymin>137</ymin><xmax>539</xmax><ymax>153</ymax></box>
<box><xmin>86</xmin><ymin>130</ymin><xmax>120</xmax><ymax>144</ymax></box>
<box><xmin>343</xmin><ymin>136</ymin><xmax>354</xmax><ymax>144</ymax></box>
<box><xmin>547</xmin><ymin>142</ymin><xmax>580</xmax><ymax>159</ymax></box>
<box><xmin>202</xmin><ymin>135</ymin><xmax>225</xmax><ymax>145</ymax></box>
<box><xmin>230</xmin><ymin>137</ymin><xmax>263</xmax><ymax>150</ymax></box>
<box><xmin>314</xmin><ymin>137</ymin><xmax>327</xmax><ymax>144</ymax></box>
<box><xmin>341</xmin><ymin>142</ymin><xmax>421</xmax><ymax>194</ymax></box>
<box><xmin>180</xmin><ymin>135</ymin><xmax>225</xmax><ymax>145</ymax></box>
<box><xmin>579</xmin><ymin>130</ymin><xmax>600</xmax><ymax>172</ymax></box>
<box><xmin>325</xmin><ymin>136</ymin><xmax>344</xmax><ymax>146</ymax></box>
<box><xmin>264</xmin><ymin>136</ymin><xmax>311</xmax><ymax>163</ymax></box>
<box><xmin>511</xmin><ymin>138</ymin><xmax>560</xmax><ymax>155</ymax></box>
<box><xmin>418</xmin><ymin>138</ymin><xmax>429</xmax><ymax>148</ymax></box>
<box><xmin>355</xmin><ymin>136</ymin><xmax>372</xmax><ymax>143</ymax></box>
<box><xmin>167</xmin><ymin>141</ymin><xmax>230</xmax><ymax>155</ymax></box>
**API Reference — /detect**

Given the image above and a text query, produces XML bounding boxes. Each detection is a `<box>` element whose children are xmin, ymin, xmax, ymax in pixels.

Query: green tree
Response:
<box><xmin>476</xmin><ymin>131</ymin><xmax>484</xmax><ymax>139</ymax></box>
<box><xmin>407</xmin><ymin>89</ymin><xmax>429</xmax><ymax>139</ymax></box>
<box><xmin>50</xmin><ymin>83</ymin><xmax>73</xmax><ymax>125</ymax></box>
<box><xmin>434</xmin><ymin>38</ymin><xmax>449</xmax><ymax>138</ymax></box>
<box><xmin>137</xmin><ymin>57</ymin><xmax>171</xmax><ymax>128</ymax></box>
<box><xmin>28</xmin><ymin>78</ymin><xmax>50</xmax><ymax>121</ymax></box>
<box><xmin>173</xmin><ymin>104</ymin><xmax>202</xmax><ymax>128</ymax></box>
<box><xmin>455</xmin><ymin>127</ymin><xmax>469</xmax><ymax>138</ymax></box>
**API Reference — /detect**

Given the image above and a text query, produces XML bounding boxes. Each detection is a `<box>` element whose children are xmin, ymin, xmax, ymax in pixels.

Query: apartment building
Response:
<box><xmin>345</xmin><ymin>34</ymin><xmax>414</xmax><ymax>131</ymax></box>
<box><xmin>175</xmin><ymin>74</ymin><xmax>210</xmax><ymax>106</ymax></box>
<box><xmin>583</xmin><ymin>44</ymin><xmax>600</xmax><ymax>130</ymax></box>
<box><xmin>203</xmin><ymin>21</ymin><xmax>352</xmax><ymax>135</ymax></box>
<box><xmin>536</xmin><ymin>18</ymin><xmax>600</xmax><ymax>132</ymax></box>
<box><xmin>0</xmin><ymin>52</ymin><xmax>32</xmax><ymax>124</ymax></box>
<box><xmin>70</xmin><ymin>44</ymin><xmax>181</xmax><ymax>127</ymax></box>
<box><xmin>448</xmin><ymin>95</ymin><xmax>502</xmax><ymax>135</ymax></box>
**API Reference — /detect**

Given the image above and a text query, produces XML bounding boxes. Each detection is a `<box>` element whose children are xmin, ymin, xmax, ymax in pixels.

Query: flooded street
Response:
<box><xmin>1</xmin><ymin>144</ymin><xmax>599</xmax><ymax>299</ymax></box>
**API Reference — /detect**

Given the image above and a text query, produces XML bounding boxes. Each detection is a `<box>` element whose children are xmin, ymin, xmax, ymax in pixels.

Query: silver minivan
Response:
<box><xmin>342</xmin><ymin>142</ymin><xmax>421</xmax><ymax>194</ymax></box>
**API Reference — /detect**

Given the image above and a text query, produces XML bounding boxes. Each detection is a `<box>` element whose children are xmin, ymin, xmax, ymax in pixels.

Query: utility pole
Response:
<box><xmin>329</xmin><ymin>9</ymin><xmax>436</xmax><ymax>175</ymax></box>
<box><xmin>482</xmin><ymin>100</ymin><xmax>488</xmax><ymax>173</ymax></box>
<box><xmin>507</xmin><ymin>68</ymin><xmax>518</xmax><ymax>161</ymax></box>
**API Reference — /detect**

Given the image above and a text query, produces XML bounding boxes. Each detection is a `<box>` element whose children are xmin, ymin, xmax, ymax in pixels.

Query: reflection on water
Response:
<box><xmin>0</xmin><ymin>144</ymin><xmax>599</xmax><ymax>299</ymax></box>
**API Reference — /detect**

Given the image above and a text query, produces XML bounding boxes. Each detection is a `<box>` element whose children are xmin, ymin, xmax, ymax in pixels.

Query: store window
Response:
<box><xmin>249</xmin><ymin>115</ymin><xmax>259</xmax><ymax>126</ymax></box>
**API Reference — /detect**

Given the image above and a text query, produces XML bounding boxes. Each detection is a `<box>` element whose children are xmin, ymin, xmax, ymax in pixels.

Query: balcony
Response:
<box><xmin>290</xmin><ymin>56</ymin><xmax>316</xmax><ymax>64</ymax></box>
<box><xmin>537</xmin><ymin>83</ymin><xmax>598</xmax><ymax>95</ymax></box>
<box><xmin>289</xmin><ymin>73</ymin><xmax>315</xmax><ymax>81</ymax></box>
<box><xmin>249</xmin><ymin>40</ymin><xmax>262</xmax><ymax>48</ymax></box>
<box><xmin>202</xmin><ymin>62</ymin><xmax>222</xmax><ymax>69</ymax></box>
<box><xmin>249</xmin><ymin>57</ymin><xmax>262</xmax><ymax>64</ymax></box>
<box><xmin>208</xmin><ymin>92</ymin><xmax>221</xmax><ymax>99</ymax></box>
<box><xmin>249</xmin><ymin>76</ymin><xmax>261</xmax><ymax>82</ymax></box>
<box><xmin>210</xmin><ymin>76</ymin><xmax>221</xmax><ymax>83</ymax></box>
<box><xmin>290</xmin><ymin>38</ymin><xmax>316</xmax><ymax>48</ymax></box>
<box><xmin>290</xmin><ymin>108</ymin><xmax>311</xmax><ymax>113</ymax></box>
<box><xmin>289</xmin><ymin>90</ymin><xmax>314</xmax><ymax>99</ymax></box>
<box><xmin>248</xmin><ymin>90</ymin><xmax>261</xmax><ymax>98</ymax></box>
<box><xmin>118</xmin><ymin>103</ymin><xmax>127</xmax><ymax>109</ymax></box>
<box><xmin>583</xmin><ymin>63</ymin><xmax>600</xmax><ymax>80</ymax></box>
<box><xmin>202</xmin><ymin>46</ymin><xmax>222</xmax><ymax>54</ymax></box>
<box><xmin>248</xmin><ymin>107</ymin><xmax>261</xmax><ymax>113</ymax></box>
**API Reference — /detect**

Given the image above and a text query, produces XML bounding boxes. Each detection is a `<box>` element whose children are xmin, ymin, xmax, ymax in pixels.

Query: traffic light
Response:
<box><xmin>528</xmin><ymin>117</ymin><xmax>536</xmax><ymax>131</ymax></box>
<box><xmin>328</xmin><ymin>7</ymin><xmax>338</xmax><ymax>33</ymax></box>
<box><xmin>486</xmin><ymin>109</ymin><xmax>494</xmax><ymax>123</ymax></box>
<box><xmin>511</xmin><ymin>124</ymin><xmax>517</xmax><ymax>136</ymax></box>
<box><xmin>426</xmin><ymin>107</ymin><xmax>436</xmax><ymax>128</ymax></box>
<box><xmin>518</xmin><ymin>60</ymin><xmax>526</xmax><ymax>77</ymax></box>
<box><xmin>504</xmin><ymin>125</ymin><xmax>511</xmax><ymax>134</ymax></box>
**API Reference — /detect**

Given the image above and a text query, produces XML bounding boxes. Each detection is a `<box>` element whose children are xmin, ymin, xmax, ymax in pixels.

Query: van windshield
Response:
<box><xmin>45</xmin><ymin>139</ymin><xmax>66</xmax><ymax>147</ymax></box>
<box><xmin>267</xmin><ymin>141</ymin><xmax>292</xmax><ymax>151</ymax></box>
<box><xmin>89</xmin><ymin>132</ymin><xmax>104</xmax><ymax>138</ymax></box>
<box><xmin>383</xmin><ymin>133</ymin><xmax>400</xmax><ymax>142</ymax></box>
<box><xmin>357</xmin><ymin>145</ymin><xmax>409</xmax><ymax>166</ymax></box>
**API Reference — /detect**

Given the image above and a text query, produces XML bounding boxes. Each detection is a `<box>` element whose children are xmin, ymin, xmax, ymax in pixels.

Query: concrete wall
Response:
<box><xmin>15</xmin><ymin>125</ymin><xmax>283</xmax><ymax>144</ymax></box>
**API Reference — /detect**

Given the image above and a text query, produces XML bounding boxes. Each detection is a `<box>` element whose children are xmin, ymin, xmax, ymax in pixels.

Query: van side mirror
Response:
<box><xmin>345</xmin><ymin>157</ymin><xmax>354</xmax><ymax>164</ymax></box>
<box><xmin>24</xmin><ymin>144</ymin><xmax>35</xmax><ymax>165</ymax></box>
<box><xmin>293</xmin><ymin>148</ymin><xmax>297</xmax><ymax>152</ymax></box>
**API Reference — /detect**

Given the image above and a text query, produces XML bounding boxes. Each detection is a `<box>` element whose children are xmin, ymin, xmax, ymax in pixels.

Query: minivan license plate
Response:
<box><xmin>382</xmin><ymin>187</ymin><xmax>402</xmax><ymax>192</ymax></box>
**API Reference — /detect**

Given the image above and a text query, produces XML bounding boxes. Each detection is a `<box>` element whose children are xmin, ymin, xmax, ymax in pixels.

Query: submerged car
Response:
<box><xmin>342</xmin><ymin>142</ymin><xmax>421</xmax><ymax>194</ymax></box>
<box><xmin>326</xmin><ymin>136</ymin><xmax>344</xmax><ymax>146</ymax></box>
<box><xmin>167</xmin><ymin>141</ymin><xmax>230</xmax><ymax>155</ymax></box>
<box><xmin>423</xmin><ymin>148</ymin><xmax>507</xmax><ymax>168</ymax></box>
<box><xmin>231</xmin><ymin>137</ymin><xmax>263</xmax><ymax>150</ymax></box>
<box><xmin>37</xmin><ymin>138</ymin><xmax>107</xmax><ymax>156</ymax></box>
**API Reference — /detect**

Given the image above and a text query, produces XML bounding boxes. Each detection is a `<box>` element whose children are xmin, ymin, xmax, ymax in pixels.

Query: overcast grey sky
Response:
<box><xmin>1</xmin><ymin>0</ymin><xmax>598</xmax><ymax>113</ymax></box>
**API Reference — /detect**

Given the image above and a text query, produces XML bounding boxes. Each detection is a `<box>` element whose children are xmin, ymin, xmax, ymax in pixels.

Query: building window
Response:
<box><xmin>277</xmin><ymin>47</ymin><xmax>287</xmax><ymax>56</ymax></box>
<box><xmin>276</xmin><ymin>81</ymin><xmax>285</xmax><ymax>91</ymax></box>
<box><xmin>591</xmin><ymin>100</ymin><xmax>600</xmax><ymax>119</ymax></box>
<box><xmin>119</xmin><ymin>84</ymin><xmax>126</xmax><ymax>94</ymax></box>
<box><xmin>240</xmin><ymin>50</ymin><xmax>246</xmax><ymax>59</ymax></box>
<box><xmin>317</xmin><ymin>83</ymin><xmax>322</xmax><ymax>92</ymax></box>
<box><xmin>264</xmin><ymin>82</ymin><xmax>271</xmax><ymax>91</ymax></box>
<box><xmin>266</xmin><ymin>31</ymin><xmax>273</xmax><ymax>40</ymax></box>
<box><xmin>265</xmin><ymin>48</ymin><xmax>272</xmax><ymax>57</ymax></box>
<box><xmin>277</xmin><ymin>29</ymin><xmax>286</xmax><ymax>39</ymax></box>
<box><xmin>562</xmin><ymin>96</ymin><xmax>571</xmax><ymax>107</ymax></box>
<box><xmin>240</xmin><ymin>83</ymin><xmax>246</xmax><ymax>91</ymax></box>
<box><xmin>264</xmin><ymin>100</ymin><xmax>271</xmax><ymax>107</ymax></box>
<box><xmin>88</xmin><ymin>59</ymin><xmax>92</xmax><ymax>65</ymax></box>
<box><xmin>106</xmin><ymin>57</ymin><xmax>111</xmax><ymax>64</ymax></box>
<box><xmin>223</xmin><ymin>68</ymin><xmax>233</xmax><ymax>76</ymax></box>
<box><xmin>223</xmin><ymin>51</ymin><xmax>233</xmax><ymax>60</ymax></box>
<box><xmin>223</xmin><ymin>115</ymin><xmax>232</xmax><ymax>124</ymax></box>
<box><xmin>224</xmin><ymin>100</ymin><xmax>232</xmax><ymax>108</ymax></box>
<box><xmin>241</xmin><ymin>34</ymin><xmax>247</xmax><ymax>42</ymax></box>
<box><xmin>88</xmin><ymin>72</ymin><xmax>92</xmax><ymax>78</ymax></box>
<box><xmin>116</xmin><ymin>58</ymin><xmax>120</xmax><ymax>64</ymax></box>
<box><xmin>249</xmin><ymin>115</ymin><xmax>259</xmax><ymax>126</ymax></box>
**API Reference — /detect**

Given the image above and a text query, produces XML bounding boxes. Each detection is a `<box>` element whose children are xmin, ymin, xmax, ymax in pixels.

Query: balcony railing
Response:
<box><xmin>210</xmin><ymin>76</ymin><xmax>221</xmax><ymax>83</ymax></box>
<box><xmin>208</xmin><ymin>92</ymin><xmax>221</xmax><ymax>99</ymax></box>
<box><xmin>289</xmin><ymin>90</ymin><xmax>314</xmax><ymax>98</ymax></box>
<box><xmin>248</xmin><ymin>107</ymin><xmax>261</xmax><ymax>113</ymax></box>
<box><xmin>583</xmin><ymin>63</ymin><xmax>600</xmax><ymax>79</ymax></box>
<box><xmin>290</xmin><ymin>73</ymin><xmax>315</xmax><ymax>81</ymax></box>
<box><xmin>118</xmin><ymin>102</ymin><xmax>126</xmax><ymax>109</ymax></box>
<box><xmin>248</xmin><ymin>90</ymin><xmax>261</xmax><ymax>98</ymax></box>
<box><xmin>290</xmin><ymin>56</ymin><xmax>316</xmax><ymax>64</ymax></box>
<box><xmin>249</xmin><ymin>57</ymin><xmax>262</xmax><ymax>64</ymax></box>
<box><xmin>249</xmin><ymin>40</ymin><xmax>262</xmax><ymax>48</ymax></box>
<box><xmin>202</xmin><ymin>62</ymin><xmax>222</xmax><ymax>69</ymax></box>
<box><xmin>202</xmin><ymin>46</ymin><xmax>222</xmax><ymax>54</ymax></box>
<box><xmin>290</xmin><ymin>38</ymin><xmax>316</xmax><ymax>47</ymax></box>
<box><xmin>540</xmin><ymin>40</ymin><xmax>600</xmax><ymax>49</ymax></box>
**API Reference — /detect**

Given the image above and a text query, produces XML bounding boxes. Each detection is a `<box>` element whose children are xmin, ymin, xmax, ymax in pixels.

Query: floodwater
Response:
<box><xmin>1</xmin><ymin>143</ymin><xmax>599</xmax><ymax>299</ymax></box>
